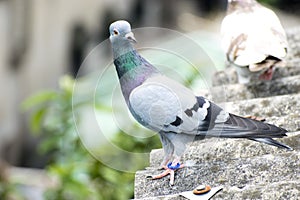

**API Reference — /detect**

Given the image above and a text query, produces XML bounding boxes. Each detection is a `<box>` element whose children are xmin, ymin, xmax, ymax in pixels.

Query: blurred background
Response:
<box><xmin>0</xmin><ymin>0</ymin><xmax>299</xmax><ymax>199</ymax></box>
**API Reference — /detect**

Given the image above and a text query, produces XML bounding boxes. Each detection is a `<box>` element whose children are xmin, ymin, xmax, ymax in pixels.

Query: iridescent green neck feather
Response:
<box><xmin>113</xmin><ymin>49</ymin><xmax>159</xmax><ymax>102</ymax></box>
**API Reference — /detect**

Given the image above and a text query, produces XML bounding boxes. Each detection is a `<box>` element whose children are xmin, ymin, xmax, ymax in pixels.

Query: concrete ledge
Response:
<box><xmin>210</xmin><ymin>74</ymin><xmax>300</xmax><ymax>102</ymax></box>
<box><xmin>147</xmin><ymin>132</ymin><xmax>300</xmax><ymax>168</ymax></box>
<box><xmin>212</xmin><ymin>65</ymin><xmax>300</xmax><ymax>87</ymax></box>
<box><xmin>134</xmin><ymin>181</ymin><xmax>300</xmax><ymax>200</ymax></box>
<box><xmin>135</xmin><ymin>132</ymin><xmax>300</xmax><ymax>199</ymax></box>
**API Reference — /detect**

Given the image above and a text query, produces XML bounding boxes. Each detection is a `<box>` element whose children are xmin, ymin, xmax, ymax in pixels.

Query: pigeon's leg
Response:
<box><xmin>259</xmin><ymin>66</ymin><xmax>274</xmax><ymax>80</ymax></box>
<box><xmin>151</xmin><ymin>133</ymin><xmax>177</xmax><ymax>184</ymax></box>
<box><xmin>166</xmin><ymin>156</ymin><xmax>185</xmax><ymax>185</ymax></box>
<box><xmin>259</xmin><ymin>59</ymin><xmax>281</xmax><ymax>81</ymax></box>
<box><xmin>158</xmin><ymin>132</ymin><xmax>174</xmax><ymax>168</ymax></box>
<box><xmin>147</xmin><ymin>162</ymin><xmax>183</xmax><ymax>186</ymax></box>
<box><xmin>147</xmin><ymin>132</ymin><xmax>193</xmax><ymax>185</ymax></box>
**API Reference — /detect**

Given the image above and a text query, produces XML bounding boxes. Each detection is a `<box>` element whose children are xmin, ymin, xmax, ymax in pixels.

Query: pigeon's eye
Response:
<box><xmin>113</xmin><ymin>30</ymin><xmax>119</xmax><ymax>35</ymax></box>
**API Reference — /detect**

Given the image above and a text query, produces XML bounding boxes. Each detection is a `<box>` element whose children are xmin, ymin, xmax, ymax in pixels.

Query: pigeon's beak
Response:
<box><xmin>125</xmin><ymin>32</ymin><xmax>137</xmax><ymax>43</ymax></box>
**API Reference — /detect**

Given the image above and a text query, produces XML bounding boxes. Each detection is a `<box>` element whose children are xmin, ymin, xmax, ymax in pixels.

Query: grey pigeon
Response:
<box><xmin>221</xmin><ymin>0</ymin><xmax>288</xmax><ymax>83</ymax></box>
<box><xmin>109</xmin><ymin>20</ymin><xmax>292</xmax><ymax>185</ymax></box>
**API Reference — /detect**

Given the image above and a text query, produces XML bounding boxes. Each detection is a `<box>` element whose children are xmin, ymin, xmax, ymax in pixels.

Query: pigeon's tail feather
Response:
<box><xmin>249</xmin><ymin>55</ymin><xmax>281</xmax><ymax>72</ymax></box>
<box><xmin>219</xmin><ymin>113</ymin><xmax>288</xmax><ymax>138</ymax></box>
<box><xmin>203</xmin><ymin>113</ymin><xmax>292</xmax><ymax>150</ymax></box>
<box><xmin>249</xmin><ymin>138</ymin><xmax>293</xmax><ymax>151</ymax></box>
<box><xmin>206</xmin><ymin>114</ymin><xmax>287</xmax><ymax>138</ymax></box>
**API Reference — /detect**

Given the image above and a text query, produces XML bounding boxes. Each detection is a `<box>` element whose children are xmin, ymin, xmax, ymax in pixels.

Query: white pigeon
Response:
<box><xmin>109</xmin><ymin>20</ymin><xmax>292</xmax><ymax>185</ymax></box>
<box><xmin>221</xmin><ymin>0</ymin><xmax>288</xmax><ymax>83</ymax></box>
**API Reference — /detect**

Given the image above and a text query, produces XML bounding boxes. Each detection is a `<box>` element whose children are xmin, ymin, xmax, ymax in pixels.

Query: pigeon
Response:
<box><xmin>109</xmin><ymin>20</ymin><xmax>292</xmax><ymax>185</ymax></box>
<box><xmin>221</xmin><ymin>0</ymin><xmax>288</xmax><ymax>83</ymax></box>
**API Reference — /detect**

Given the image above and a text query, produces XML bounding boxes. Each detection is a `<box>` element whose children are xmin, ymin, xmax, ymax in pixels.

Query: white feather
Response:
<box><xmin>215</xmin><ymin>110</ymin><xmax>230</xmax><ymax>123</ymax></box>
<box><xmin>221</xmin><ymin>4</ymin><xmax>287</xmax><ymax>67</ymax></box>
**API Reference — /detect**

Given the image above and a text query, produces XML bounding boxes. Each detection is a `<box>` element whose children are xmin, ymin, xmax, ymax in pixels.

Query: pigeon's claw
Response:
<box><xmin>147</xmin><ymin>168</ymin><xmax>176</xmax><ymax>186</ymax></box>
<box><xmin>147</xmin><ymin>162</ymin><xmax>183</xmax><ymax>186</ymax></box>
<box><xmin>147</xmin><ymin>168</ymin><xmax>171</xmax><ymax>179</ymax></box>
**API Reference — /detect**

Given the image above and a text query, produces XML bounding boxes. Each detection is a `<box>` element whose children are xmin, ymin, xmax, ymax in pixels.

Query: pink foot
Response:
<box><xmin>244</xmin><ymin>115</ymin><xmax>266</xmax><ymax>122</ymax></box>
<box><xmin>259</xmin><ymin>67</ymin><xmax>273</xmax><ymax>80</ymax></box>
<box><xmin>147</xmin><ymin>162</ymin><xmax>184</xmax><ymax>186</ymax></box>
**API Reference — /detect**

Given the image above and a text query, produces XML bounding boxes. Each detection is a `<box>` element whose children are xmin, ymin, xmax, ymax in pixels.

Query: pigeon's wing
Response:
<box><xmin>128</xmin><ymin>75</ymin><xmax>213</xmax><ymax>134</ymax></box>
<box><xmin>221</xmin><ymin>6</ymin><xmax>287</xmax><ymax>68</ymax></box>
<box><xmin>129</xmin><ymin>75</ymin><xmax>291</xmax><ymax>149</ymax></box>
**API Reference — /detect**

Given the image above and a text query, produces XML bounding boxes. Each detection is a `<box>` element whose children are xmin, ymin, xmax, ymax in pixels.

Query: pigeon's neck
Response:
<box><xmin>113</xmin><ymin>49</ymin><xmax>159</xmax><ymax>102</ymax></box>
<box><xmin>112</xmin><ymin>40</ymin><xmax>135</xmax><ymax>60</ymax></box>
<box><xmin>113</xmin><ymin>50</ymin><xmax>144</xmax><ymax>78</ymax></box>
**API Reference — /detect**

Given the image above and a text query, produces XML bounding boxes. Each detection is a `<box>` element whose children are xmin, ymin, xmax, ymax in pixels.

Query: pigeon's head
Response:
<box><xmin>109</xmin><ymin>20</ymin><xmax>137</xmax><ymax>45</ymax></box>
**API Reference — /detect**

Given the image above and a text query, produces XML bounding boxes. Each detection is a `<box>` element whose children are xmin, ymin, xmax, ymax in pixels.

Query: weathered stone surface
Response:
<box><xmin>212</xmin><ymin>65</ymin><xmax>300</xmax><ymax>87</ymax></box>
<box><xmin>135</xmin><ymin>180</ymin><xmax>300</xmax><ymax>200</ymax></box>
<box><xmin>212</xmin><ymin>66</ymin><xmax>238</xmax><ymax>86</ymax></box>
<box><xmin>210</xmin><ymin>74</ymin><xmax>300</xmax><ymax>102</ymax></box>
<box><xmin>135</xmin><ymin>137</ymin><xmax>300</xmax><ymax>199</ymax></box>
<box><xmin>286</xmin><ymin>27</ymin><xmax>300</xmax><ymax>61</ymax></box>
<box><xmin>147</xmin><ymin>132</ymin><xmax>300</xmax><ymax>168</ymax></box>
<box><xmin>134</xmin><ymin>194</ymin><xmax>185</xmax><ymax>200</ymax></box>
<box><xmin>273</xmin><ymin>64</ymin><xmax>300</xmax><ymax>79</ymax></box>
<box><xmin>214</xmin><ymin>181</ymin><xmax>300</xmax><ymax>200</ymax></box>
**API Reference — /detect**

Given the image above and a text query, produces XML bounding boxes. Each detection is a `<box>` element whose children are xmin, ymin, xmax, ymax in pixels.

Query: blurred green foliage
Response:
<box><xmin>0</xmin><ymin>180</ymin><xmax>24</xmax><ymax>200</ymax></box>
<box><xmin>22</xmin><ymin>75</ymin><xmax>161</xmax><ymax>200</ymax></box>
